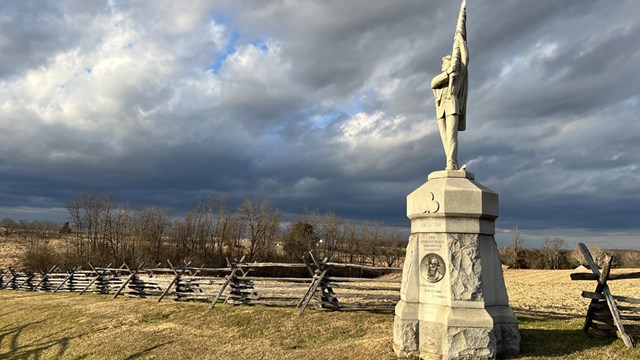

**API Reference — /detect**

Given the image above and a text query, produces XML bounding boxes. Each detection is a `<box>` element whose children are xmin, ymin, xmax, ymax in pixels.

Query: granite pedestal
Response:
<box><xmin>393</xmin><ymin>170</ymin><xmax>520</xmax><ymax>359</ymax></box>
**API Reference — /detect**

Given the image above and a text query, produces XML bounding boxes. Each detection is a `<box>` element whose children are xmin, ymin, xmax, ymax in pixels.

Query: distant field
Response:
<box><xmin>0</xmin><ymin>236</ymin><xmax>25</xmax><ymax>268</ymax></box>
<box><xmin>1</xmin><ymin>270</ymin><xmax>640</xmax><ymax>359</ymax></box>
<box><xmin>505</xmin><ymin>268</ymin><xmax>640</xmax><ymax>317</ymax></box>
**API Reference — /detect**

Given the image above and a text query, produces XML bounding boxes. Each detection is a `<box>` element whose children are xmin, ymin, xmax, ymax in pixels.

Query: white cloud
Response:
<box><xmin>339</xmin><ymin>111</ymin><xmax>435</xmax><ymax>150</ymax></box>
<box><xmin>0</xmin><ymin>0</ymin><xmax>639</xmax><ymax>248</ymax></box>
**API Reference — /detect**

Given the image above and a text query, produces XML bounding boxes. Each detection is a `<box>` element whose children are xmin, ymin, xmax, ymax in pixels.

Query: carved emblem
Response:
<box><xmin>421</xmin><ymin>253</ymin><xmax>446</xmax><ymax>283</ymax></box>
<box><xmin>423</xmin><ymin>192</ymin><xmax>440</xmax><ymax>214</ymax></box>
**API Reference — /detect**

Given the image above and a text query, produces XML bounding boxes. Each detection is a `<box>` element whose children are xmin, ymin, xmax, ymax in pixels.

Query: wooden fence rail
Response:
<box><xmin>571</xmin><ymin>243</ymin><xmax>640</xmax><ymax>348</ymax></box>
<box><xmin>0</xmin><ymin>252</ymin><xmax>401</xmax><ymax>315</ymax></box>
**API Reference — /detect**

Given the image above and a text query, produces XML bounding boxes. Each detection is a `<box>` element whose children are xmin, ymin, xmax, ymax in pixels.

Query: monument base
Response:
<box><xmin>393</xmin><ymin>170</ymin><xmax>520</xmax><ymax>359</ymax></box>
<box><xmin>394</xmin><ymin>302</ymin><xmax>497</xmax><ymax>359</ymax></box>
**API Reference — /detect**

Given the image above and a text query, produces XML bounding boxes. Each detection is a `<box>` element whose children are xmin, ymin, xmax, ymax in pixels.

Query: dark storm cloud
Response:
<box><xmin>0</xmin><ymin>0</ymin><xmax>638</xmax><ymax>247</ymax></box>
<box><xmin>0</xmin><ymin>1</ymin><xmax>107</xmax><ymax>78</ymax></box>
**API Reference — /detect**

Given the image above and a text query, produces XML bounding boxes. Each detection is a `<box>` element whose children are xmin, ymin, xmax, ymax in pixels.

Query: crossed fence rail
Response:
<box><xmin>0</xmin><ymin>253</ymin><xmax>401</xmax><ymax>315</ymax></box>
<box><xmin>571</xmin><ymin>243</ymin><xmax>640</xmax><ymax>348</ymax></box>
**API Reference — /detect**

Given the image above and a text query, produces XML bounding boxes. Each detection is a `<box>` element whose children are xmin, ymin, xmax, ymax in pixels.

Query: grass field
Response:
<box><xmin>1</xmin><ymin>270</ymin><xmax>640</xmax><ymax>359</ymax></box>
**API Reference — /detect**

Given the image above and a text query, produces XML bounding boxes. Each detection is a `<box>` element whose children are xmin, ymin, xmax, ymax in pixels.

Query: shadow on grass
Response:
<box><xmin>0</xmin><ymin>310</ymin><xmax>20</xmax><ymax>318</ymax></box>
<box><xmin>0</xmin><ymin>320</ymin><xmax>83</xmax><ymax>359</ymax></box>
<box><xmin>501</xmin><ymin>313</ymin><xmax>621</xmax><ymax>359</ymax></box>
<box><xmin>123</xmin><ymin>341</ymin><xmax>174</xmax><ymax>359</ymax></box>
<box><xmin>509</xmin><ymin>328</ymin><xmax>616</xmax><ymax>358</ymax></box>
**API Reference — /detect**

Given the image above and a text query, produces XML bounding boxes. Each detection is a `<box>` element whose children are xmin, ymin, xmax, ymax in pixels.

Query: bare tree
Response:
<box><xmin>66</xmin><ymin>196</ymin><xmax>84</xmax><ymax>258</ymax></box>
<box><xmin>110</xmin><ymin>205</ymin><xmax>132</xmax><ymax>263</ymax></box>
<box><xmin>169</xmin><ymin>218</ymin><xmax>189</xmax><ymax>261</ymax></box>
<box><xmin>589</xmin><ymin>246</ymin><xmax>607</xmax><ymax>268</ymax></box>
<box><xmin>224</xmin><ymin>216</ymin><xmax>245</xmax><ymax>260</ymax></box>
<box><xmin>100</xmin><ymin>195</ymin><xmax>113</xmax><ymax>239</ymax></box>
<box><xmin>184</xmin><ymin>202</ymin><xmax>208</xmax><ymax>255</ymax></box>
<box><xmin>134</xmin><ymin>206</ymin><xmax>169</xmax><ymax>264</ymax></box>
<box><xmin>543</xmin><ymin>237</ymin><xmax>566</xmax><ymax>270</ymax></box>
<box><xmin>509</xmin><ymin>225</ymin><xmax>524</xmax><ymax>268</ymax></box>
<box><xmin>238</xmin><ymin>200</ymin><xmax>280</xmax><ymax>261</ymax></box>
<box><xmin>340</xmin><ymin>222</ymin><xmax>359</xmax><ymax>264</ymax></box>
<box><xmin>81</xmin><ymin>193</ymin><xmax>103</xmax><ymax>253</ymax></box>
<box><xmin>316</xmin><ymin>212</ymin><xmax>345</xmax><ymax>260</ymax></box>
<box><xmin>378</xmin><ymin>230</ymin><xmax>405</xmax><ymax>267</ymax></box>
<box><xmin>513</xmin><ymin>226</ymin><xmax>523</xmax><ymax>252</ymax></box>
<box><xmin>498</xmin><ymin>246</ymin><xmax>513</xmax><ymax>267</ymax></box>
<box><xmin>361</xmin><ymin>222</ymin><xmax>383</xmax><ymax>266</ymax></box>
<box><xmin>282</xmin><ymin>220</ymin><xmax>318</xmax><ymax>261</ymax></box>
<box><xmin>0</xmin><ymin>218</ymin><xmax>17</xmax><ymax>236</ymax></box>
<box><xmin>569</xmin><ymin>247</ymin><xmax>585</xmax><ymax>266</ymax></box>
<box><xmin>621</xmin><ymin>251</ymin><xmax>640</xmax><ymax>268</ymax></box>
<box><xmin>208</xmin><ymin>196</ymin><xmax>234</xmax><ymax>265</ymax></box>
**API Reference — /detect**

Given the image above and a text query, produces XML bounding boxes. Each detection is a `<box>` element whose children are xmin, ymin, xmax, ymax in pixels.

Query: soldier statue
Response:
<box><xmin>431</xmin><ymin>0</ymin><xmax>468</xmax><ymax>170</ymax></box>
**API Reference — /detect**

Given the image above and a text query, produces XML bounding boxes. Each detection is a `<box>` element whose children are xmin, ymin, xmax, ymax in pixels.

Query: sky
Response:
<box><xmin>0</xmin><ymin>0</ymin><xmax>638</xmax><ymax>249</ymax></box>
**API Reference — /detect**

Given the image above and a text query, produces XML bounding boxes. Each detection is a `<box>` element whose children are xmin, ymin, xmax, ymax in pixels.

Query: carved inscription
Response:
<box><xmin>417</xmin><ymin>218</ymin><xmax>445</xmax><ymax>232</ymax></box>
<box><xmin>421</xmin><ymin>234</ymin><xmax>444</xmax><ymax>253</ymax></box>
<box><xmin>420</xmin><ymin>235</ymin><xmax>447</xmax><ymax>301</ymax></box>
<box><xmin>421</xmin><ymin>282</ymin><xmax>447</xmax><ymax>300</ymax></box>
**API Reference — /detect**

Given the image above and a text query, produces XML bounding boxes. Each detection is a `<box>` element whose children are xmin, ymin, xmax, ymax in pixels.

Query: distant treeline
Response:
<box><xmin>2</xmin><ymin>197</ymin><xmax>638</xmax><ymax>272</ymax></box>
<box><xmin>0</xmin><ymin>194</ymin><xmax>406</xmax><ymax>271</ymax></box>
<box><xmin>497</xmin><ymin>228</ymin><xmax>640</xmax><ymax>270</ymax></box>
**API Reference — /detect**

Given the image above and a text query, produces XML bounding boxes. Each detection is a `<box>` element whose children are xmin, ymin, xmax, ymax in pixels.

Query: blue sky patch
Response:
<box><xmin>208</xmin><ymin>15</ymin><xmax>240</xmax><ymax>75</ymax></box>
<box><xmin>252</xmin><ymin>39</ymin><xmax>269</xmax><ymax>53</ymax></box>
<box><xmin>210</xmin><ymin>30</ymin><xmax>238</xmax><ymax>74</ymax></box>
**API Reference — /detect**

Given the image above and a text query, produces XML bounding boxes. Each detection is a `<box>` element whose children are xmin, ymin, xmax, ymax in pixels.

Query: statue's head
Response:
<box><xmin>441</xmin><ymin>55</ymin><xmax>452</xmax><ymax>71</ymax></box>
<box><xmin>428</xmin><ymin>256</ymin><xmax>439</xmax><ymax>276</ymax></box>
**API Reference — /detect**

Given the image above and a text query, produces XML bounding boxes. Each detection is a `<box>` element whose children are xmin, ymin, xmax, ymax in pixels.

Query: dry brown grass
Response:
<box><xmin>2</xmin><ymin>256</ymin><xmax>640</xmax><ymax>358</ymax></box>
<box><xmin>503</xmin><ymin>269</ymin><xmax>640</xmax><ymax>359</ymax></box>
<box><xmin>0</xmin><ymin>236</ymin><xmax>25</xmax><ymax>268</ymax></box>
<box><xmin>505</xmin><ymin>268</ymin><xmax>640</xmax><ymax>317</ymax></box>
<box><xmin>0</xmin><ymin>292</ymin><xmax>394</xmax><ymax>359</ymax></box>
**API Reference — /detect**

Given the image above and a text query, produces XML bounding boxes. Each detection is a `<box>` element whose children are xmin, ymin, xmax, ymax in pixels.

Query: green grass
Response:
<box><xmin>0</xmin><ymin>292</ymin><xmax>638</xmax><ymax>359</ymax></box>
<box><xmin>515</xmin><ymin>313</ymin><xmax>639</xmax><ymax>359</ymax></box>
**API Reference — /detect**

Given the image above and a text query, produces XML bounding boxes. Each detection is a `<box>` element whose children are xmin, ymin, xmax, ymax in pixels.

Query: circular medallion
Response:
<box><xmin>421</xmin><ymin>253</ymin><xmax>446</xmax><ymax>283</ymax></box>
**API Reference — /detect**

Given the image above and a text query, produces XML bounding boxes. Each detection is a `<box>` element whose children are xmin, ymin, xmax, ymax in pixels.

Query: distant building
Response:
<box><xmin>572</xmin><ymin>265</ymin><xmax>590</xmax><ymax>272</ymax></box>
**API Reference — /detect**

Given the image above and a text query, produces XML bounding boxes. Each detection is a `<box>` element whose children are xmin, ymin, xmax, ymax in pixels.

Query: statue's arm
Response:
<box><xmin>431</xmin><ymin>72</ymin><xmax>449</xmax><ymax>89</ymax></box>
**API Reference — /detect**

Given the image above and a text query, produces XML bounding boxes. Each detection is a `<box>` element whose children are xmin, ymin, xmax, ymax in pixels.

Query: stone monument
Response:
<box><xmin>393</xmin><ymin>1</ymin><xmax>521</xmax><ymax>359</ymax></box>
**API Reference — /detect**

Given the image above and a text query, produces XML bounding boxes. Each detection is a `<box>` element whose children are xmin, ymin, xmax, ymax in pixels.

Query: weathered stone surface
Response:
<box><xmin>394</xmin><ymin>300</ymin><xmax>420</xmax><ymax>356</ymax></box>
<box><xmin>447</xmin><ymin>327</ymin><xmax>496</xmax><ymax>360</ymax></box>
<box><xmin>393</xmin><ymin>316</ymin><xmax>419</xmax><ymax>357</ymax></box>
<box><xmin>448</xmin><ymin>234</ymin><xmax>483</xmax><ymax>301</ymax></box>
<box><xmin>419</xmin><ymin>321</ymin><xmax>445</xmax><ymax>358</ymax></box>
<box><xmin>400</xmin><ymin>234</ymin><xmax>418</xmax><ymax>301</ymax></box>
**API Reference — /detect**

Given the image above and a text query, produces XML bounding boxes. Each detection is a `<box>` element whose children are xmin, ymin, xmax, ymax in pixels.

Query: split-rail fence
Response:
<box><xmin>571</xmin><ymin>243</ymin><xmax>640</xmax><ymax>348</ymax></box>
<box><xmin>0</xmin><ymin>253</ymin><xmax>401</xmax><ymax>315</ymax></box>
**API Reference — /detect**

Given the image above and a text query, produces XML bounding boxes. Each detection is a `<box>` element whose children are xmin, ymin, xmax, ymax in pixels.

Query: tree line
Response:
<box><xmin>3</xmin><ymin>199</ymin><xmax>638</xmax><ymax>272</ymax></box>
<box><xmin>497</xmin><ymin>227</ymin><xmax>640</xmax><ymax>270</ymax></box>
<box><xmin>0</xmin><ymin>193</ymin><xmax>406</xmax><ymax>271</ymax></box>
